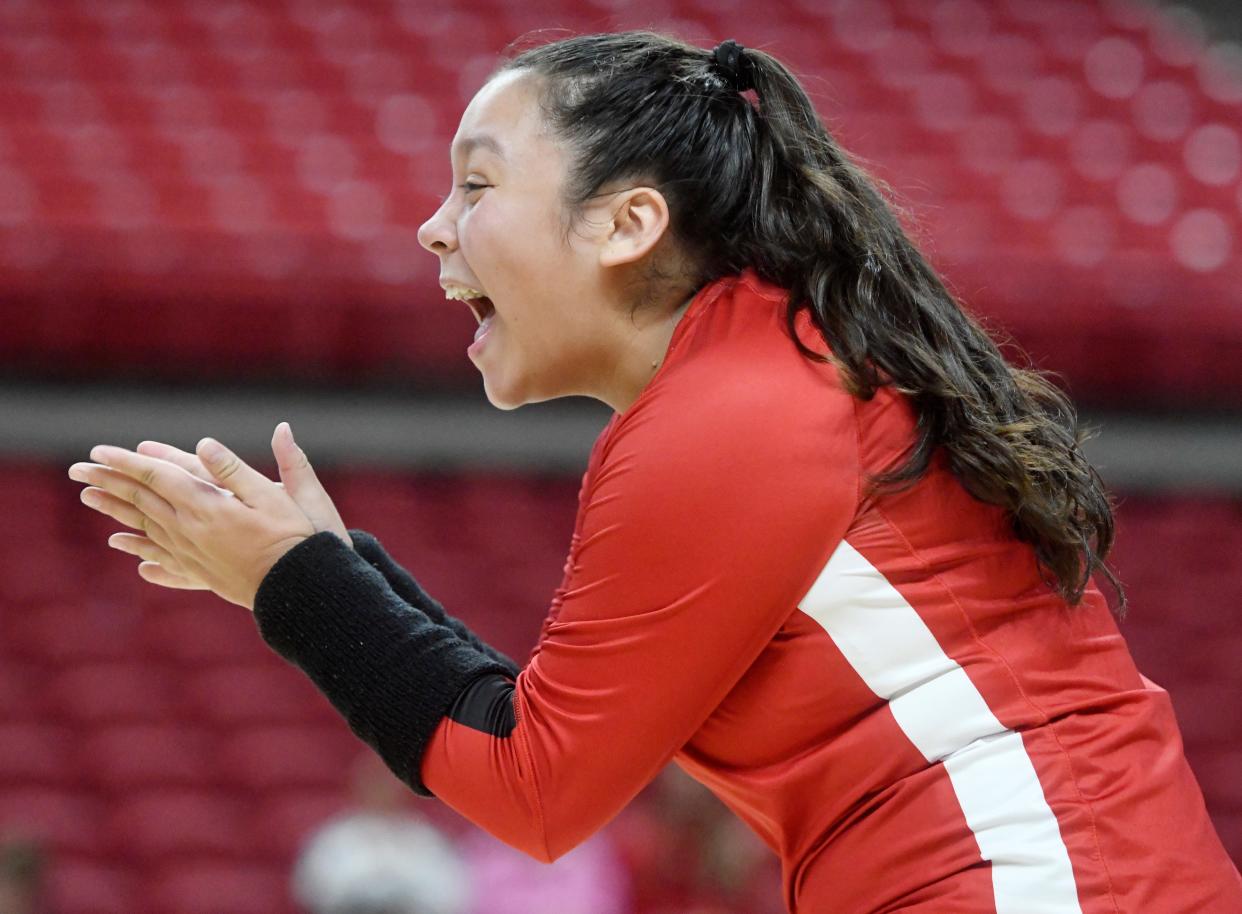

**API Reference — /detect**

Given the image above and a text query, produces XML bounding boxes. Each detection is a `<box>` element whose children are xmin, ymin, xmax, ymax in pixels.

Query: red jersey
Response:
<box><xmin>421</xmin><ymin>270</ymin><xmax>1242</xmax><ymax>912</ymax></box>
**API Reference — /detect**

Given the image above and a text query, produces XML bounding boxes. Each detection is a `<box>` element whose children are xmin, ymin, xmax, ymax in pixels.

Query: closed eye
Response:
<box><xmin>460</xmin><ymin>182</ymin><xmax>489</xmax><ymax>193</ymax></box>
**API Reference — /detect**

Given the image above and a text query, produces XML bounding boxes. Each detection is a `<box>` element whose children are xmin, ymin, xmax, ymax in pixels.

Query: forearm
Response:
<box><xmin>348</xmin><ymin>529</ymin><xmax>520</xmax><ymax>675</ymax></box>
<box><xmin>253</xmin><ymin>531</ymin><xmax>516</xmax><ymax>795</ymax></box>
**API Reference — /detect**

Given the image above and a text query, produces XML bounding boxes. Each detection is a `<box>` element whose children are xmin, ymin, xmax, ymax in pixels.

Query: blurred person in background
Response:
<box><xmin>612</xmin><ymin>766</ymin><xmax>783</xmax><ymax>914</ymax></box>
<box><xmin>457</xmin><ymin>820</ymin><xmax>629</xmax><ymax>914</ymax></box>
<box><xmin>292</xmin><ymin>752</ymin><xmax>469</xmax><ymax>914</ymax></box>
<box><xmin>0</xmin><ymin>835</ymin><xmax>46</xmax><ymax>914</ymax></box>
<box><xmin>69</xmin><ymin>30</ymin><xmax>1242</xmax><ymax>913</ymax></box>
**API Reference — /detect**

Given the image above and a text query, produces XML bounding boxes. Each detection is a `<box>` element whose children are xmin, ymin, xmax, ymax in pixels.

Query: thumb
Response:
<box><xmin>272</xmin><ymin>422</ymin><xmax>350</xmax><ymax>545</ymax></box>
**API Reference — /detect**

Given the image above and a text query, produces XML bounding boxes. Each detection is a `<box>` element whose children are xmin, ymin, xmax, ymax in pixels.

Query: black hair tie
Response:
<box><xmin>711</xmin><ymin>38</ymin><xmax>755</xmax><ymax>93</ymax></box>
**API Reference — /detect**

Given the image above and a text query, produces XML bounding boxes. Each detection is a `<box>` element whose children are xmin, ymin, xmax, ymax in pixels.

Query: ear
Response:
<box><xmin>598</xmin><ymin>187</ymin><xmax>670</xmax><ymax>268</ymax></box>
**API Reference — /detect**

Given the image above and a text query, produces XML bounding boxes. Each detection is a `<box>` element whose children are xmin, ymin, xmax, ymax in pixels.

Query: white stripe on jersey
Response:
<box><xmin>799</xmin><ymin>540</ymin><xmax>1083</xmax><ymax>914</ymax></box>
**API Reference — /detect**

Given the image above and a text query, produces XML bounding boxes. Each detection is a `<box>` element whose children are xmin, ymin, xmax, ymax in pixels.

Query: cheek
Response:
<box><xmin>460</xmin><ymin>208</ymin><xmax>526</xmax><ymax>299</ymax></box>
<box><xmin>456</xmin><ymin>209</ymin><xmax>494</xmax><ymax>264</ymax></box>
<box><xmin>466</xmin><ymin>209</ymin><xmax>568</xmax><ymax>306</ymax></box>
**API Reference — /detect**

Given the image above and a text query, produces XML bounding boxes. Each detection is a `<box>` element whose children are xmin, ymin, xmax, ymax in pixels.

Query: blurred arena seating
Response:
<box><xmin>0</xmin><ymin>458</ymin><xmax>580</xmax><ymax>913</ymax></box>
<box><xmin>0</xmin><ymin>0</ymin><xmax>1239</xmax><ymax>403</ymax></box>
<box><xmin>1</xmin><ymin>459</ymin><xmax>1239</xmax><ymax>911</ymax></box>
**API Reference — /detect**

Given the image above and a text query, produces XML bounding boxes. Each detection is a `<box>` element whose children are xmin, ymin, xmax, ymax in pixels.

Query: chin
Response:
<box><xmin>479</xmin><ymin>359</ymin><xmax>565</xmax><ymax>410</ymax></box>
<box><xmin>481</xmin><ymin>374</ymin><xmax>528</xmax><ymax>411</ymax></box>
<box><xmin>485</xmin><ymin>392</ymin><xmax>524</xmax><ymax>411</ymax></box>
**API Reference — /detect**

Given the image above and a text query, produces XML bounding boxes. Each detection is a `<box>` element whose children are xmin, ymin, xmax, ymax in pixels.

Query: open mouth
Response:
<box><xmin>443</xmin><ymin>284</ymin><xmax>496</xmax><ymax>350</ymax></box>
<box><xmin>444</xmin><ymin>285</ymin><xmax>495</xmax><ymax>325</ymax></box>
<box><xmin>466</xmin><ymin>296</ymin><xmax>495</xmax><ymax>326</ymax></box>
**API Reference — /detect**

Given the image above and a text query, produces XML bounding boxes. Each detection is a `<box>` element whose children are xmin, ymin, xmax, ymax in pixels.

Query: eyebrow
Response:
<box><xmin>452</xmin><ymin>133</ymin><xmax>508</xmax><ymax>163</ymax></box>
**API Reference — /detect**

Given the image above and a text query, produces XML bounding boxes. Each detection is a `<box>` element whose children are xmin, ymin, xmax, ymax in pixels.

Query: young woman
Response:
<box><xmin>70</xmin><ymin>32</ymin><xmax>1241</xmax><ymax>913</ymax></box>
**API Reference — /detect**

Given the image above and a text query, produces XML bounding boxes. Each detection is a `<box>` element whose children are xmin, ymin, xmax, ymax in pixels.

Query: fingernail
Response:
<box><xmin>199</xmin><ymin>438</ymin><xmax>224</xmax><ymax>462</ymax></box>
<box><xmin>68</xmin><ymin>464</ymin><xmax>87</xmax><ymax>481</ymax></box>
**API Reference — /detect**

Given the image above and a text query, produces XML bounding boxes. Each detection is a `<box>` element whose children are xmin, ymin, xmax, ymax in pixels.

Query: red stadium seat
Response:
<box><xmin>101</xmin><ymin>788</ymin><xmax>256</xmax><ymax>862</ymax></box>
<box><xmin>1191</xmin><ymin>748</ymin><xmax>1242</xmax><ymax>813</ymax></box>
<box><xmin>0</xmin><ymin>722</ymin><xmax>76</xmax><ymax>787</ymax></box>
<box><xmin>0</xmin><ymin>0</ymin><xmax>1237</xmax><ymax>403</ymax></box>
<box><xmin>0</xmin><ymin>787</ymin><xmax>108</xmax><ymax>857</ymax></box>
<box><xmin>140</xmin><ymin>601</ymin><xmax>273</xmax><ymax>666</ymax></box>
<box><xmin>0</xmin><ymin>659</ymin><xmax>49</xmax><ymax>723</ymax></box>
<box><xmin>214</xmin><ymin>724</ymin><xmax>355</xmax><ymax>792</ymax></box>
<box><xmin>44</xmin><ymin>660</ymin><xmax>186</xmax><ymax>725</ymax></box>
<box><xmin>3</xmin><ymin>599</ymin><xmax>147</xmax><ymax>664</ymax></box>
<box><xmin>1169</xmin><ymin>682</ymin><xmax>1242</xmax><ymax>749</ymax></box>
<box><xmin>147</xmin><ymin>861</ymin><xmax>290</xmax><ymax>914</ymax></box>
<box><xmin>245</xmin><ymin>787</ymin><xmax>350</xmax><ymax>862</ymax></box>
<box><xmin>77</xmin><ymin>723</ymin><xmax>217</xmax><ymax>792</ymax></box>
<box><xmin>181</xmin><ymin>662</ymin><xmax>338</xmax><ymax>728</ymax></box>
<box><xmin>45</xmin><ymin>856</ymin><xmax>139</xmax><ymax>914</ymax></box>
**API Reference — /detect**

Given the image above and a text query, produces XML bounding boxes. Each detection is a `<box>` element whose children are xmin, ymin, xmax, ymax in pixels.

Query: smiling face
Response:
<box><xmin>417</xmin><ymin>69</ymin><xmax>644</xmax><ymax>410</ymax></box>
<box><xmin>418</xmin><ymin>69</ymin><xmax>695</xmax><ymax>412</ymax></box>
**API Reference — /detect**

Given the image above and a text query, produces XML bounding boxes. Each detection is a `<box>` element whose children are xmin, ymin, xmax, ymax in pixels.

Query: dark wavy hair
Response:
<box><xmin>497</xmin><ymin>31</ymin><xmax>1123</xmax><ymax>611</ymax></box>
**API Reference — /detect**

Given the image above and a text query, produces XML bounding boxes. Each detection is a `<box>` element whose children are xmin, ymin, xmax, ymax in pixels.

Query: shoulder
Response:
<box><xmin>608</xmin><ymin>272</ymin><xmax>856</xmax><ymax>465</ymax></box>
<box><xmin>587</xmin><ymin>274</ymin><xmax>860</xmax><ymax>526</ymax></box>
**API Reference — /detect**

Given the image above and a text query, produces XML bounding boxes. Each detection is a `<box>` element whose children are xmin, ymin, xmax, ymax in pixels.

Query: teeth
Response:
<box><xmin>444</xmin><ymin>286</ymin><xmax>486</xmax><ymax>301</ymax></box>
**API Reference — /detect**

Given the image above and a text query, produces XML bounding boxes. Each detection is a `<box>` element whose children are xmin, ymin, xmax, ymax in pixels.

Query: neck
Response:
<box><xmin>600</xmin><ymin>292</ymin><xmax>696</xmax><ymax>414</ymax></box>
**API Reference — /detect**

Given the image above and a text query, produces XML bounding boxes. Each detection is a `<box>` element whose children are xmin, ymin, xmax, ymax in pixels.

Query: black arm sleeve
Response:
<box><xmin>252</xmin><ymin>531</ymin><xmax>516</xmax><ymax>796</ymax></box>
<box><xmin>347</xmin><ymin>529</ymin><xmax>520</xmax><ymax>676</ymax></box>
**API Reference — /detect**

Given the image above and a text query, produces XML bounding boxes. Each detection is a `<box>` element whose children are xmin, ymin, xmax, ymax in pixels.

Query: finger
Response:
<box><xmin>272</xmin><ymin>422</ymin><xmax>348</xmax><ymax>542</ymax></box>
<box><xmin>137</xmin><ymin>561</ymin><xmax>211</xmax><ymax>591</ymax></box>
<box><xmin>78</xmin><ymin>487</ymin><xmax>174</xmax><ymax>544</ymax></box>
<box><xmin>107</xmin><ymin>531</ymin><xmax>186</xmax><ymax>572</ymax></box>
<box><xmin>196</xmin><ymin>437</ymin><xmax>274</xmax><ymax>508</ymax></box>
<box><xmin>136</xmin><ymin>441</ymin><xmax>231</xmax><ymax>492</ymax></box>
<box><xmin>71</xmin><ymin>461</ymin><xmax>178</xmax><ymax>531</ymax></box>
<box><xmin>87</xmin><ymin>445</ymin><xmax>212</xmax><ymax>517</ymax></box>
<box><xmin>70</xmin><ymin>461</ymin><xmax>181</xmax><ymax>502</ymax></box>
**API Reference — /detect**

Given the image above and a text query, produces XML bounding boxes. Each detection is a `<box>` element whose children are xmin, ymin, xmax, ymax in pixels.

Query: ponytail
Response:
<box><xmin>501</xmin><ymin>31</ymin><xmax>1124</xmax><ymax>611</ymax></box>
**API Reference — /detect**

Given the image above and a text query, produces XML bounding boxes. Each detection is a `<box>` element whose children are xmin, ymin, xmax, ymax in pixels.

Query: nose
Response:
<box><xmin>418</xmin><ymin>197</ymin><xmax>457</xmax><ymax>255</ymax></box>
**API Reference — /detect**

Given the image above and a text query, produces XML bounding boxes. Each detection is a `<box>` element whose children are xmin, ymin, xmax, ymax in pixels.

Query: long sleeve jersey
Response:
<box><xmin>255</xmin><ymin>269</ymin><xmax>1242</xmax><ymax>913</ymax></box>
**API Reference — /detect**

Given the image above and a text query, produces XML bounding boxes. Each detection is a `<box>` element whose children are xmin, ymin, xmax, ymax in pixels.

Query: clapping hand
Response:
<box><xmin>68</xmin><ymin>422</ymin><xmax>350</xmax><ymax>611</ymax></box>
